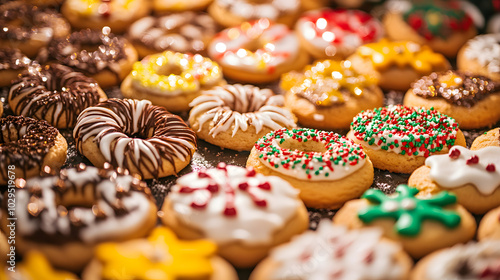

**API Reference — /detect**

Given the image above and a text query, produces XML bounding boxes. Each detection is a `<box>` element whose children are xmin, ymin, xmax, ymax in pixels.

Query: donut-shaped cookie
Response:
<box><xmin>281</xmin><ymin>59</ymin><xmax>384</xmax><ymax>129</ymax></box>
<box><xmin>121</xmin><ymin>51</ymin><xmax>224</xmax><ymax>112</ymax></box>
<box><xmin>188</xmin><ymin>84</ymin><xmax>296</xmax><ymax>151</ymax></box>
<box><xmin>73</xmin><ymin>98</ymin><xmax>197</xmax><ymax>179</ymax></box>
<box><xmin>61</xmin><ymin>0</ymin><xmax>151</xmax><ymax>34</ymax></box>
<box><xmin>457</xmin><ymin>34</ymin><xmax>500</xmax><ymax>82</ymax></box>
<box><xmin>154</xmin><ymin>0</ymin><xmax>212</xmax><ymax>13</ymax></box>
<box><xmin>9</xmin><ymin>64</ymin><xmax>108</xmax><ymax>129</ymax></box>
<box><xmin>347</xmin><ymin>105</ymin><xmax>466</xmax><ymax>173</ymax></box>
<box><xmin>383</xmin><ymin>1</ymin><xmax>476</xmax><ymax>57</ymax></box>
<box><xmin>247</xmin><ymin>128</ymin><xmax>374</xmax><ymax>209</ymax></box>
<box><xmin>409</xmin><ymin>146</ymin><xmax>500</xmax><ymax>214</ymax></box>
<box><xmin>83</xmin><ymin>227</ymin><xmax>238</xmax><ymax>280</ymax></box>
<box><xmin>250</xmin><ymin>221</ymin><xmax>413</xmax><ymax>280</ymax></box>
<box><xmin>478</xmin><ymin>206</ymin><xmax>500</xmax><ymax>241</ymax></box>
<box><xmin>1</xmin><ymin>164</ymin><xmax>158</xmax><ymax>271</ymax></box>
<box><xmin>127</xmin><ymin>12</ymin><xmax>218</xmax><ymax>58</ymax></box>
<box><xmin>208</xmin><ymin>0</ymin><xmax>300</xmax><ymax>28</ymax></box>
<box><xmin>208</xmin><ymin>19</ymin><xmax>309</xmax><ymax>83</ymax></box>
<box><xmin>160</xmin><ymin>163</ymin><xmax>309</xmax><ymax>268</ymax></box>
<box><xmin>296</xmin><ymin>9</ymin><xmax>384</xmax><ymax>59</ymax></box>
<box><xmin>38</xmin><ymin>29</ymin><xmax>138</xmax><ymax>88</ymax></box>
<box><xmin>347</xmin><ymin>40</ymin><xmax>450</xmax><ymax>91</ymax></box>
<box><xmin>0</xmin><ymin>2</ymin><xmax>70</xmax><ymax>58</ymax></box>
<box><xmin>404</xmin><ymin>71</ymin><xmax>500</xmax><ymax>129</ymax></box>
<box><xmin>471</xmin><ymin>127</ymin><xmax>500</xmax><ymax>150</ymax></box>
<box><xmin>410</xmin><ymin>241</ymin><xmax>500</xmax><ymax>280</ymax></box>
<box><xmin>0</xmin><ymin>115</ymin><xmax>67</xmax><ymax>185</ymax></box>
<box><xmin>333</xmin><ymin>184</ymin><xmax>476</xmax><ymax>259</ymax></box>
<box><xmin>0</xmin><ymin>48</ymin><xmax>31</xmax><ymax>87</ymax></box>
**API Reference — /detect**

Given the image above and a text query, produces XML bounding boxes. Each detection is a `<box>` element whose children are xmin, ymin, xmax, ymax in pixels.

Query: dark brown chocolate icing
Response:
<box><xmin>37</xmin><ymin>29</ymin><xmax>127</xmax><ymax>78</ymax></box>
<box><xmin>0</xmin><ymin>2</ymin><xmax>62</xmax><ymax>42</ymax></box>
<box><xmin>74</xmin><ymin>98</ymin><xmax>197</xmax><ymax>178</ymax></box>
<box><xmin>412</xmin><ymin>71</ymin><xmax>500</xmax><ymax>108</ymax></box>
<box><xmin>0</xmin><ymin>115</ymin><xmax>58</xmax><ymax>182</ymax></box>
<box><xmin>0</xmin><ymin>48</ymin><xmax>31</xmax><ymax>70</ymax></box>
<box><xmin>9</xmin><ymin>63</ymin><xmax>103</xmax><ymax>128</ymax></box>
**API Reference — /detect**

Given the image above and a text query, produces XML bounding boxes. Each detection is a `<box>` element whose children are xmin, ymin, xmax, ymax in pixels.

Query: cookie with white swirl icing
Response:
<box><xmin>188</xmin><ymin>84</ymin><xmax>296</xmax><ymax>151</ymax></box>
<box><xmin>411</xmin><ymin>241</ymin><xmax>500</xmax><ymax>280</ymax></box>
<box><xmin>458</xmin><ymin>34</ymin><xmax>500</xmax><ymax>82</ymax></box>
<box><xmin>160</xmin><ymin>163</ymin><xmax>309</xmax><ymax>268</ymax></box>
<box><xmin>409</xmin><ymin>145</ymin><xmax>500</xmax><ymax>214</ymax></box>
<box><xmin>250</xmin><ymin>220</ymin><xmax>413</xmax><ymax>280</ymax></box>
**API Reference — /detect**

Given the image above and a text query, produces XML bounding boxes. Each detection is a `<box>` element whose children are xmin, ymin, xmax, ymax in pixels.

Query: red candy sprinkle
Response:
<box><xmin>258</xmin><ymin>182</ymin><xmax>271</xmax><ymax>190</ymax></box>
<box><xmin>486</xmin><ymin>164</ymin><xmax>496</xmax><ymax>172</ymax></box>
<box><xmin>449</xmin><ymin>149</ymin><xmax>461</xmax><ymax>159</ymax></box>
<box><xmin>238</xmin><ymin>182</ymin><xmax>249</xmax><ymax>190</ymax></box>
<box><xmin>466</xmin><ymin>155</ymin><xmax>479</xmax><ymax>165</ymax></box>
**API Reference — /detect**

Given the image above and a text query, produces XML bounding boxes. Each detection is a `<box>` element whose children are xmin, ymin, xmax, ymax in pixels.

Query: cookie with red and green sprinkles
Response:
<box><xmin>247</xmin><ymin>127</ymin><xmax>375</xmax><ymax>209</ymax></box>
<box><xmin>347</xmin><ymin>105</ymin><xmax>466</xmax><ymax>173</ymax></box>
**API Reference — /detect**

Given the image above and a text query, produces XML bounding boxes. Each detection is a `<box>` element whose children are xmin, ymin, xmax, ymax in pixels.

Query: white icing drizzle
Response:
<box><xmin>464</xmin><ymin>34</ymin><xmax>500</xmax><ymax>74</ymax></box>
<box><xmin>15</xmin><ymin>165</ymin><xmax>155</xmax><ymax>244</ymax></box>
<box><xmin>168</xmin><ymin>164</ymin><xmax>301</xmax><ymax>245</ymax></box>
<box><xmin>189</xmin><ymin>84</ymin><xmax>296</xmax><ymax>137</ymax></box>
<box><xmin>208</xmin><ymin>20</ymin><xmax>300</xmax><ymax>74</ymax></box>
<box><xmin>426</xmin><ymin>241</ymin><xmax>500</xmax><ymax>280</ymax></box>
<box><xmin>215</xmin><ymin>0</ymin><xmax>299</xmax><ymax>21</ymax></box>
<box><xmin>426</xmin><ymin>146</ymin><xmax>500</xmax><ymax>195</ymax></box>
<box><xmin>270</xmin><ymin>220</ymin><xmax>403</xmax><ymax>280</ymax></box>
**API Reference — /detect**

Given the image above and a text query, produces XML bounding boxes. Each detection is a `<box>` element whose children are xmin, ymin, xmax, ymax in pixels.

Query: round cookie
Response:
<box><xmin>347</xmin><ymin>40</ymin><xmax>450</xmax><ymax>91</ymax></box>
<box><xmin>295</xmin><ymin>8</ymin><xmax>384</xmax><ymax>59</ymax></box>
<box><xmin>5</xmin><ymin>251</ymin><xmax>78</xmax><ymax>280</ymax></box>
<box><xmin>457</xmin><ymin>34</ymin><xmax>500</xmax><ymax>82</ymax></box>
<box><xmin>0</xmin><ymin>48</ymin><xmax>31</xmax><ymax>87</ymax></box>
<box><xmin>404</xmin><ymin>71</ymin><xmax>500</xmax><ymax>129</ymax></box>
<box><xmin>188</xmin><ymin>84</ymin><xmax>297</xmax><ymax>151</ymax></box>
<box><xmin>250</xmin><ymin>220</ymin><xmax>413</xmax><ymax>280</ymax></box>
<box><xmin>281</xmin><ymin>59</ymin><xmax>383</xmax><ymax>129</ymax></box>
<box><xmin>347</xmin><ymin>105</ymin><xmax>466</xmax><ymax>173</ymax></box>
<box><xmin>153</xmin><ymin>0</ymin><xmax>212</xmax><ymax>14</ymax></box>
<box><xmin>82</xmin><ymin>227</ymin><xmax>238</xmax><ymax>280</ymax></box>
<box><xmin>208</xmin><ymin>19</ymin><xmax>309</xmax><ymax>83</ymax></box>
<box><xmin>471</xmin><ymin>127</ymin><xmax>500</xmax><ymax>150</ymax></box>
<box><xmin>409</xmin><ymin>146</ymin><xmax>500</xmax><ymax>214</ymax></box>
<box><xmin>160</xmin><ymin>163</ymin><xmax>309</xmax><ymax>268</ymax></box>
<box><xmin>383</xmin><ymin>1</ymin><xmax>476</xmax><ymax>57</ymax></box>
<box><xmin>333</xmin><ymin>184</ymin><xmax>477</xmax><ymax>259</ymax></box>
<box><xmin>478</xmin><ymin>206</ymin><xmax>500</xmax><ymax>241</ymax></box>
<box><xmin>410</xmin><ymin>241</ymin><xmax>500</xmax><ymax>280</ymax></box>
<box><xmin>247</xmin><ymin>128</ymin><xmax>374</xmax><ymax>209</ymax></box>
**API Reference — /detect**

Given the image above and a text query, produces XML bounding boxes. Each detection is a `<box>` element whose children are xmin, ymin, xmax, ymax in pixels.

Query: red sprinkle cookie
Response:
<box><xmin>347</xmin><ymin>105</ymin><xmax>466</xmax><ymax>173</ymax></box>
<box><xmin>296</xmin><ymin>8</ymin><xmax>384</xmax><ymax>59</ymax></box>
<box><xmin>247</xmin><ymin>128</ymin><xmax>374</xmax><ymax>209</ymax></box>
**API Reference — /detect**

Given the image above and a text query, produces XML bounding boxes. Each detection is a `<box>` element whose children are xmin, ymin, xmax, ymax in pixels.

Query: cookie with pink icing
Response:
<box><xmin>160</xmin><ymin>163</ymin><xmax>309</xmax><ymax>268</ymax></box>
<box><xmin>409</xmin><ymin>145</ymin><xmax>500</xmax><ymax>214</ymax></box>
<box><xmin>411</xmin><ymin>241</ymin><xmax>500</xmax><ymax>280</ymax></box>
<box><xmin>0</xmin><ymin>164</ymin><xmax>158</xmax><ymax>272</ymax></box>
<box><xmin>250</xmin><ymin>220</ymin><xmax>413</xmax><ymax>280</ymax></box>
<box><xmin>208</xmin><ymin>19</ymin><xmax>309</xmax><ymax>83</ymax></box>
<box><xmin>188</xmin><ymin>84</ymin><xmax>297</xmax><ymax>151</ymax></box>
<box><xmin>296</xmin><ymin>8</ymin><xmax>384</xmax><ymax>59</ymax></box>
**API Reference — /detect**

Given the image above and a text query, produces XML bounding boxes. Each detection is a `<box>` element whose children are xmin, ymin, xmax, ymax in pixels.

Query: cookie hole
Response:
<box><xmin>157</xmin><ymin>64</ymin><xmax>183</xmax><ymax>76</ymax></box>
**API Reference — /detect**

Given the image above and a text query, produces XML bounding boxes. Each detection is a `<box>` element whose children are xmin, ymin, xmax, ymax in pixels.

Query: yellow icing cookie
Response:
<box><xmin>96</xmin><ymin>227</ymin><xmax>216</xmax><ymax>279</ymax></box>
<box><xmin>16</xmin><ymin>252</ymin><xmax>77</xmax><ymax>280</ymax></box>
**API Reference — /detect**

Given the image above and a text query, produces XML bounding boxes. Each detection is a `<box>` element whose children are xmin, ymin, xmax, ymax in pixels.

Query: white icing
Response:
<box><xmin>189</xmin><ymin>84</ymin><xmax>296</xmax><ymax>137</ymax></box>
<box><xmin>426</xmin><ymin>146</ymin><xmax>500</xmax><ymax>195</ymax></box>
<box><xmin>16</xmin><ymin>166</ymin><xmax>154</xmax><ymax>244</ymax></box>
<box><xmin>208</xmin><ymin>21</ymin><xmax>300</xmax><ymax>74</ymax></box>
<box><xmin>426</xmin><ymin>241</ymin><xmax>500</xmax><ymax>280</ymax></box>
<box><xmin>168</xmin><ymin>165</ymin><xmax>301</xmax><ymax>245</ymax></box>
<box><xmin>464</xmin><ymin>34</ymin><xmax>500</xmax><ymax>74</ymax></box>
<box><xmin>215</xmin><ymin>0</ymin><xmax>299</xmax><ymax>20</ymax></box>
<box><xmin>270</xmin><ymin>220</ymin><xmax>404</xmax><ymax>280</ymax></box>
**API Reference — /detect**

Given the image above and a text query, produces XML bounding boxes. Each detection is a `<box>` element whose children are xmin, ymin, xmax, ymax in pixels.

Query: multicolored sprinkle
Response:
<box><xmin>255</xmin><ymin>128</ymin><xmax>366</xmax><ymax>180</ymax></box>
<box><xmin>351</xmin><ymin>105</ymin><xmax>459</xmax><ymax>157</ymax></box>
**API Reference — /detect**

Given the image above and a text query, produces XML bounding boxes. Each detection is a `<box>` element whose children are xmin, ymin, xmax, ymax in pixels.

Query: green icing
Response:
<box><xmin>358</xmin><ymin>185</ymin><xmax>461</xmax><ymax>237</ymax></box>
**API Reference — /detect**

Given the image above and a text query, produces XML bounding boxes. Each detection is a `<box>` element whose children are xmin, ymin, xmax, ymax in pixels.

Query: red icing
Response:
<box><xmin>486</xmin><ymin>164</ymin><xmax>496</xmax><ymax>172</ymax></box>
<box><xmin>449</xmin><ymin>148</ymin><xmax>461</xmax><ymax>159</ymax></box>
<box><xmin>466</xmin><ymin>155</ymin><xmax>479</xmax><ymax>165</ymax></box>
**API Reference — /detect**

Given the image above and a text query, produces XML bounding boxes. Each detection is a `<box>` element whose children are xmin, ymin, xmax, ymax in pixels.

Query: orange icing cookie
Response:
<box><xmin>356</xmin><ymin>40</ymin><xmax>448</xmax><ymax>73</ymax></box>
<box><xmin>95</xmin><ymin>227</ymin><xmax>215</xmax><ymax>279</ymax></box>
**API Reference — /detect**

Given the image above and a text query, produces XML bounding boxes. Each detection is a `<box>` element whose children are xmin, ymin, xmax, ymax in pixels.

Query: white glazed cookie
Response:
<box><xmin>458</xmin><ymin>34</ymin><xmax>500</xmax><ymax>81</ymax></box>
<box><xmin>160</xmin><ymin>163</ymin><xmax>309</xmax><ymax>267</ymax></box>
<box><xmin>188</xmin><ymin>84</ymin><xmax>296</xmax><ymax>151</ymax></box>
<box><xmin>250</xmin><ymin>220</ymin><xmax>412</xmax><ymax>280</ymax></box>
